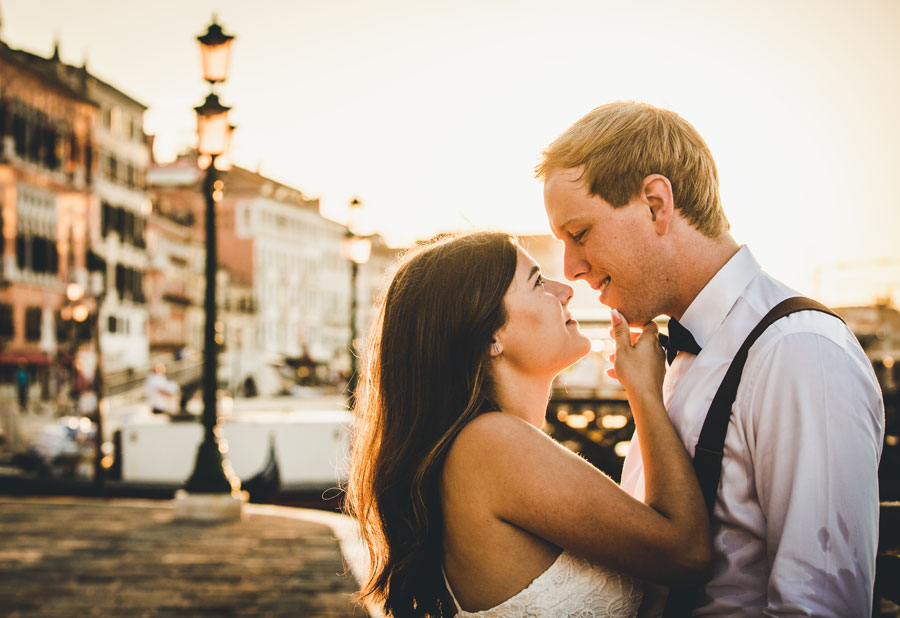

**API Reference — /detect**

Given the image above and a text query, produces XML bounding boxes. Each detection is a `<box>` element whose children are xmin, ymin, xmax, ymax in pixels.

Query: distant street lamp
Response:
<box><xmin>62</xmin><ymin>282</ymin><xmax>88</xmax><ymax>407</ymax></box>
<box><xmin>340</xmin><ymin>198</ymin><xmax>371</xmax><ymax>408</ymax></box>
<box><xmin>62</xmin><ymin>280</ymin><xmax>106</xmax><ymax>484</ymax></box>
<box><xmin>182</xmin><ymin>17</ymin><xmax>241</xmax><ymax>502</ymax></box>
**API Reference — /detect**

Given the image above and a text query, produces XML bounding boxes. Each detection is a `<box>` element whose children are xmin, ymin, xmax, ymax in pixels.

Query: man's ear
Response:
<box><xmin>642</xmin><ymin>174</ymin><xmax>675</xmax><ymax>235</ymax></box>
<box><xmin>490</xmin><ymin>341</ymin><xmax>503</xmax><ymax>357</ymax></box>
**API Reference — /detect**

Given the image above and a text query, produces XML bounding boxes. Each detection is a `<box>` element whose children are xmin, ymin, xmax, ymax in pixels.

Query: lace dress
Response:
<box><xmin>442</xmin><ymin>550</ymin><xmax>643</xmax><ymax>618</ymax></box>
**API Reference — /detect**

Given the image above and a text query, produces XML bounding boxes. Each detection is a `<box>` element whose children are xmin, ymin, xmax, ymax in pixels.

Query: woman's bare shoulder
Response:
<box><xmin>453</xmin><ymin>411</ymin><xmax>546</xmax><ymax>452</ymax></box>
<box><xmin>444</xmin><ymin>412</ymin><xmax>555</xmax><ymax>480</ymax></box>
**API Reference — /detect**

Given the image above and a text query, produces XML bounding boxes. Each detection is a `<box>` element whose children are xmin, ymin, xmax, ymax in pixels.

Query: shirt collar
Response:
<box><xmin>678</xmin><ymin>245</ymin><xmax>761</xmax><ymax>349</ymax></box>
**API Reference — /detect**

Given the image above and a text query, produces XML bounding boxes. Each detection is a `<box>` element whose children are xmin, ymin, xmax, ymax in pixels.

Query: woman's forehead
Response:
<box><xmin>516</xmin><ymin>246</ymin><xmax>539</xmax><ymax>270</ymax></box>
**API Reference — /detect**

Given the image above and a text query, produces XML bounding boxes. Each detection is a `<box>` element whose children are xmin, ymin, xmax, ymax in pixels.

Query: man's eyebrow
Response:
<box><xmin>551</xmin><ymin>217</ymin><xmax>581</xmax><ymax>238</ymax></box>
<box><xmin>528</xmin><ymin>265</ymin><xmax>540</xmax><ymax>281</ymax></box>
<box><xmin>559</xmin><ymin>217</ymin><xmax>583</xmax><ymax>230</ymax></box>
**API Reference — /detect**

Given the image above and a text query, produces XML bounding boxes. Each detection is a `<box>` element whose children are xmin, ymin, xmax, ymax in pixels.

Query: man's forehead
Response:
<box><xmin>544</xmin><ymin>167</ymin><xmax>583</xmax><ymax>195</ymax></box>
<box><xmin>552</xmin><ymin>167</ymin><xmax>586</xmax><ymax>184</ymax></box>
<box><xmin>546</xmin><ymin>185</ymin><xmax>589</xmax><ymax>235</ymax></box>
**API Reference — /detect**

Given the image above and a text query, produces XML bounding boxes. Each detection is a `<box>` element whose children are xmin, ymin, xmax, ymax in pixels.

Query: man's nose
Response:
<box><xmin>563</xmin><ymin>246</ymin><xmax>588</xmax><ymax>282</ymax></box>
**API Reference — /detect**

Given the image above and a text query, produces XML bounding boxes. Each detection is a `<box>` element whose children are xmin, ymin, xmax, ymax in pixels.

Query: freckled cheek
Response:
<box><xmin>584</xmin><ymin>246</ymin><xmax>610</xmax><ymax>272</ymax></box>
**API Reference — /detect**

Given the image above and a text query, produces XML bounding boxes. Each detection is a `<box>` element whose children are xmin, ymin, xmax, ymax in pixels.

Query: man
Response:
<box><xmin>538</xmin><ymin>101</ymin><xmax>884</xmax><ymax>616</ymax></box>
<box><xmin>144</xmin><ymin>364</ymin><xmax>179</xmax><ymax>416</ymax></box>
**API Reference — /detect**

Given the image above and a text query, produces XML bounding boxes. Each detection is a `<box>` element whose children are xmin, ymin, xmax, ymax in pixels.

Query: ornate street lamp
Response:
<box><xmin>63</xmin><ymin>282</ymin><xmax>88</xmax><ymax>411</ymax></box>
<box><xmin>179</xmin><ymin>17</ymin><xmax>242</xmax><ymax>516</ymax></box>
<box><xmin>197</xmin><ymin>17</ymin><xmax>234</xmax><ymax>84</ymax></box>
<box><xmin>64</xmin><ymin>280</ymin><xmax>108</xmax><ymax>485</ymax></box>
<box><xmin>340</xmin><ymin>198</ymin><xmax>371</xmax><ymax>408</ymax></box>
<box><xmin>195</xmin><ymin>94</ymin><xmax>231</xmax><ymax>159</ymax></box>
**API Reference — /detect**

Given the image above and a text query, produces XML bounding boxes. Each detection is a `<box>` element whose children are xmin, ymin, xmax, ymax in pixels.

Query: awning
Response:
<box><xmin>0</xmin><ymin>351</ymin><xmax>54</xmax><ymax>366</ymax></box>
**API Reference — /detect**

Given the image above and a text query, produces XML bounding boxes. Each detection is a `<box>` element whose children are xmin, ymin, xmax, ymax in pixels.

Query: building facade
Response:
<box><xmin>148</xmin><ymin>155</ymin><xmax>357</xmax><ymax>396</ymax></box>
<box><xmin>353</xmin><ymin>232</ymin><xmax>400</xmax><ymax>347</ymax></box>
<box><xmin>0</xmin><ymin>34</ymin><xmax>154</xmax><ymax>408</ymax></box>
<box><xmin>0</xmin><ymin>40</ymin><xmax>98</xmax><ymax>408</ymax></box>
<box><xmin>145</xmin><ymin>187</ymin><xmax>205</xmax><ymax>360</ymax></box>
<box><xmin>69</xmin><ymin>68</ymin><xmax>151</xmax><ymax>374</ymax></box>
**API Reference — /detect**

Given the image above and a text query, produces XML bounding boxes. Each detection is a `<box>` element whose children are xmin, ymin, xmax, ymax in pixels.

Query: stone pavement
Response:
<box><xmin>0</xmin><ymin>497</ymin><xmax>372</xmax><ymax>617</ymax></box>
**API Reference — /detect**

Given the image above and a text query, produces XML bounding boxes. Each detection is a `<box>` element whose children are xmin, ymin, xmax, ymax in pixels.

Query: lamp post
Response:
<box><xmin>340</xmin><ymin>198</ymin><xmax>371</xmax><ymax>409</ymax></box>
<box><xmin>62</xmin><ymin>282</ymin><xmax>105</xmax><ymax>483</ymax></box>
<box><xmin>62</xmin><ymin>282</ymin><xmax>89</xmax><ymax>411</ymax></box>
<box><xmin>179</xmin><ymin>17</ymin><xmax>242</xmax><ymax>511</ymax></box>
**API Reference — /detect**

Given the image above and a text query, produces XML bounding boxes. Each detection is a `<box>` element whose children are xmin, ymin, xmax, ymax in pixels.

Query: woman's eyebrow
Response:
<box><xmin>528</xmin><ymin>265</ymin><xmax>540</xmax><ymax>281</ymax></box>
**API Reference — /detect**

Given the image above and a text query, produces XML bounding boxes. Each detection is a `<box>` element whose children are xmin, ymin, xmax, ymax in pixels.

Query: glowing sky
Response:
<box><xmin>3</xmin><ymin>0</ymin><xmax>899</xmax><ymax>306</ymax></box>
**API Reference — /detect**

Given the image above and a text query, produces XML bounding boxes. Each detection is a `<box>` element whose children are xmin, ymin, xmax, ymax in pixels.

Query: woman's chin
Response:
<box><xmin>575</xmin><ymin>332</ymin><xmax>592</xmax><ymax>356</ymax></box>
<box><xmin>561</xmin><ymin>338</ymin><xmax>592</xmax><ymax>369</ymax></box>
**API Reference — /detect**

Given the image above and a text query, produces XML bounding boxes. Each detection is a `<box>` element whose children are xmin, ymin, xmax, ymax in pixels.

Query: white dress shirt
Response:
<box><xmin>144</xmin><ymin>372</ymin><xmax>178</xmax><ymax>413</ymax></box>
<box><xmin>621</xmin><ymin>246</ymin><xmax>884</xmax><ymax>617</ymax></box>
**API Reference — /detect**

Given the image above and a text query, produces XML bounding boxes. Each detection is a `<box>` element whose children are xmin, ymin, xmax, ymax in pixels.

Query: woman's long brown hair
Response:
<box><xmin>345</xmin><ymin>232</ymin><xmax>518</xmax><ymax>617</ymax></box>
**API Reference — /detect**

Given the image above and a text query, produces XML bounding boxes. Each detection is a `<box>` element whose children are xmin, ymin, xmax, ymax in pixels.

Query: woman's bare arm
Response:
<box><xmin>447</xmin><ymin>312</ymin><xmax>710</xmax><ymax>586</ymax></box>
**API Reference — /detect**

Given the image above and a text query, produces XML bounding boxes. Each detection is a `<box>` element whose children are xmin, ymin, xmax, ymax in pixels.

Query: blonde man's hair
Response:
<box><xmin>536</xmin><ymin>101</ymin><xmax>729</xmax><ymax>238</ymax></box>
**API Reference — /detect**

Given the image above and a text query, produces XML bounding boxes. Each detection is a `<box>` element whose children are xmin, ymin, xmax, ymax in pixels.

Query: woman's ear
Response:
<box><xmin>490</xmin><ymin>341</ymin><xmax>503</xmax><ymax>357</ymax></box>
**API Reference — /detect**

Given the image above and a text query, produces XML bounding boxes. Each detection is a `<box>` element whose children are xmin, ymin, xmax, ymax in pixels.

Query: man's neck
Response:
<box><xmin>667</xmin><ymin>232</ymin><xmax>740</xmax><ymax>321</ymax></box>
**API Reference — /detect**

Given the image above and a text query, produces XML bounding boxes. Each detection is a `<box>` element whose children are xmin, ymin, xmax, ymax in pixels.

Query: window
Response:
<box><xmin>107</xmin><ymin>315</ymin><xmax>117</xmax><ymax>333</ymax></box>
<box><xmin>85</xmin><ymin>143</ymin><xmax>93</xmax><ymax>184</ymax></box>
<box><xmin>115</xmin><ymin>264</ymin><xmax>126</xmax><ymax>299</ymax></box>
<box><xmin>12</xmin><ymin>109</ymin><xmax>25</xmax><ymax>157</ymax></box>
<box><xmin>110</xmin><ymin>107</ymin><xmax>122</xmax><ymax>135</ymax></box>
<box><xmin>87</xmin><ymin>250</ymin><xmax>106</xmax><ymax>273</ymax></box>
<box><xmin>15</xmin><ymin>235</ymin><xmax>28</xmax><ymax>270</ymax></box>
<box><xmin>107</xmin><ymin>154</ymin><xmax>118</xmax><ymax>182</ymax></box>
<box><xmin>68</xmin><ymin>134</ymin><xmax>80</xmax><ymax>167</ymax></box>
<box><xmin>25</xmin><ymin>307</ymin><xmax>41</xmax><ymax>342</ymax></box>
<box><xmin>101</xmin><ymin>202</ymin><xmax>110</xmax><ymax>237</ymax></box>
<box><xmin>121</xmin><ymin>210</ymin><xmax>134</xmax><ymax>244</ymax></box>
<box><xmin>133</xmin><ymin>270</ymin><xmax>145</xmax><ymax>304</ymax></box>
<box><xmin>31</xmin><ymin>237</ymin><xmax>46</xmax><ymax>272</ymax></box>
<box><xmin>0</xmin><ymin>304</ymin><xmax>13</xmax><ymax>339</ymax></box>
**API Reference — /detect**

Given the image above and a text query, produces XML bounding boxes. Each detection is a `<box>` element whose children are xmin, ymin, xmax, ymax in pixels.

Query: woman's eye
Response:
<box><xmin>535</xmin><ymin>275</ymin><xmax>545</xmax><ymax>288</ymax></box>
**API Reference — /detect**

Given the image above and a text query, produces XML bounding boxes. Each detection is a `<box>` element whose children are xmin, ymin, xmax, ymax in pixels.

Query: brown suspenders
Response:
<box><xmin>662</xmin><ymin>297</ymin><xmax>843</xmax><ymax>616</ymax></box>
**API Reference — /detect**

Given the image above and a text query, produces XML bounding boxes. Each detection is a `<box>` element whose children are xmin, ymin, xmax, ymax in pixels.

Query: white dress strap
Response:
<box><xmin>441</xmin><ymin>565</ymin><xmax>464</xmax><ymax>613</ymax></box>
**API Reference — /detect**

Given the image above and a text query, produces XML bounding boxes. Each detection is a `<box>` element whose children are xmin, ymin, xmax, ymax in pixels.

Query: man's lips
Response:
<box><xmin>594</xmin><ymin>276</ymin><xmax>611</xmax><ymax>292</ymax></box>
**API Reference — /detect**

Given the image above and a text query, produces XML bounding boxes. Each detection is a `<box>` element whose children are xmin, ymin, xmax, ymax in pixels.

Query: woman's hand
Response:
<box><xmin>607</xmin><ymin>309</ymin><xmax>666</xmax><ymax>399</ymax></box>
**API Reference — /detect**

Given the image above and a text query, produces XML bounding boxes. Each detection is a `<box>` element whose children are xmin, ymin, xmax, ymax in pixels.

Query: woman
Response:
<box><xmin>346</xmin><ymin>232</ymin><xmax>710</xmax><ymax>617</ymax></box>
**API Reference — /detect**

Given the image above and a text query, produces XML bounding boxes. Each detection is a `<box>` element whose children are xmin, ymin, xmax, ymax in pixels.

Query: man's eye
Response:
<box><xmin>571</xmin><ymin>230</ymin><xmax>587</xmax><ymax>245</ymax></box>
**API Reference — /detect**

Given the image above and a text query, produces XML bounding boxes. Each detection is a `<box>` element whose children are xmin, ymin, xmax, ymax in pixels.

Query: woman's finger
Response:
<box><xmin>611</xmin><ymin>309</ymin><xmax>632</xmax><ymax>349</ymax></box>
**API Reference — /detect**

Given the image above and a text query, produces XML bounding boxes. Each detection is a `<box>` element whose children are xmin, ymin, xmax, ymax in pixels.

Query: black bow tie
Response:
<box><xmin>659</xmin><ymin>318</ymin><xmax>702</xmax><ymax>365</ymax></box>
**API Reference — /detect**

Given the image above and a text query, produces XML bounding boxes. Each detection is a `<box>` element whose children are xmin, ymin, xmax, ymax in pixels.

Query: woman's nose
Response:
<box><xmin>547</xmin><ymin>279</ymin><xmax>574</xmax><ymax>306</ymax></box>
